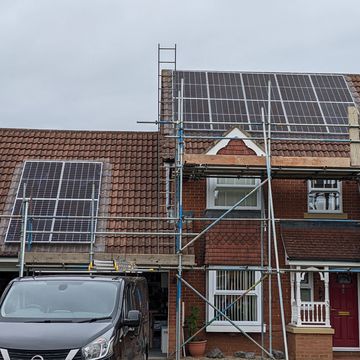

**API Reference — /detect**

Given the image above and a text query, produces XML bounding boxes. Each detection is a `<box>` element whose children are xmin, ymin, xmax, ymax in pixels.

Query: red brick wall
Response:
<box><xmin>166</xmin><ymin>139</ymin><xmax>360</xmax><ymax>355</ymax></box>
<box><xmin>217</xmin><ymin>139</ymin><xmax>258</xmax><ymax>156</ymax></box>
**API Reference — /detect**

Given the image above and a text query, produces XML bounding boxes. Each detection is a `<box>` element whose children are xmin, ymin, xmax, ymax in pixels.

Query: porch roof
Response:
<box><xmin>280</xmin><ymin>222</ymin><xmax>360</xmax><ymax>262</ymax></box>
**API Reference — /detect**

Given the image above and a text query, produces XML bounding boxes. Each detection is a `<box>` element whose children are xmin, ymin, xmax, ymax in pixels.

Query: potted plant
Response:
<box><xmin>186</xmin><ymin>305</ymin><xmax>207</xmax><ymax>357</ymax></box>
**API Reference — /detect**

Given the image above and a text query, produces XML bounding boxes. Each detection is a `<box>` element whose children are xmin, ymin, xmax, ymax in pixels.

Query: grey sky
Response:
<box><xmin>1</xmin><ymin>0</ymin><xmax>359</xmax><ymax>132</ymax></box>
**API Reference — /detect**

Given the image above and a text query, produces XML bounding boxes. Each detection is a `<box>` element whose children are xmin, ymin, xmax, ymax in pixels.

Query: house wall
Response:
<box><xmin>166</xmin><ymin>139</ymin><xmax>360</xmax><ymax>356</ymax></box>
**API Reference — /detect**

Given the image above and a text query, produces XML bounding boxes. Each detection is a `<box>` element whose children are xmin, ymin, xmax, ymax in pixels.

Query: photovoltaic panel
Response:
<box><xmin>242</xmin><ymin>73</ymin><xmax>280</xmax><ymax>101</ymax></box>
<box><xmin>6</xmin><ymin>199</ymin><xmax>55</xmax><ymax>243</ymax></box>
<box><xmin>311</xmin><ymin>75</ymin><xmax>353</xmax><ymax>102</ymax></box>
<box><xmin>173</xmin><ymin>71</ymin><xmax>207</xmax><ymax>98</ymax></box>
<box><xmin>5</xmin><ymin>161</ymin><xmax>102</xmax><ymax>243</ymax></box>
<box><xmin>52</xmin><ymin>200</ymin><xmax>96</xmax><ymax>242</ymax></box>
<box><xmin>211</xmin><ymin>100</ymin><xmax>249</xmax><ymax>131</ymax></box>
<box><xmin>247</xmin><ymin>101</ymin><xmax>288</xmax><ymax>133</ymax></box>
<box><xmin>208</xmin><ymin>72</ymin><xmax>244</xmax><ymax>99</ymax></box>
<box><xmin>276</xmin><ymin>74</ymin><xmax>317</xmax><ymax>102</ymax></box>
<box><xmin>172</xmin><ymin>71</ymin><xmax>357</xmax><ymax>138</ymax></box>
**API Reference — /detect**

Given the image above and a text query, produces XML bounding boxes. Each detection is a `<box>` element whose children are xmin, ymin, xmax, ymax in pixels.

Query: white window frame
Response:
<box><xmin>207</xmin><ymin>268</ymin><xmax>263</xmax><ymax>332</ymax></box>
<box><xmin>307</xmin><ymin>179</ymin><xmax>342</xmax><ymax>213</ymax></box>
<box><xmin>207</xmin><ymin>177</ymin><xmax>261</xmax><ymax>210</ymax></box>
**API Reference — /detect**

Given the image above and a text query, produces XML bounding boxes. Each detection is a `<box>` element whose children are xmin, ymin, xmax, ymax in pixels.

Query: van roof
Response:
<box><xmin>12</xmin><ymin>275</ymin><xmax>145</xmax><ymax>283</ymax></box>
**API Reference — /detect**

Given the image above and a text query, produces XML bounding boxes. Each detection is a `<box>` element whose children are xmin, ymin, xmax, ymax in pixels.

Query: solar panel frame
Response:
<box><xmin>5</xmin><ymin>160</ymin><xmax>103</xmax><ymax>244</ymax></box>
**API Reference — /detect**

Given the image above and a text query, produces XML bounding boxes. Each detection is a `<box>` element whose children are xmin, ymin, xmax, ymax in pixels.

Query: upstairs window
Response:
<box><xmin>207</xmin><ymin>178</ymin><xmax>260</xmax><ymax>210</ymax></box>
<box><xmin>308</xmin><ymin>180</ymin><xmax>342</xmax><ymax>213</ymax></box>
<box><xmin>6</xmin><ymin>161</ymin><xmax>103</xmax><ymax>243</ymax></box>
<box><xmin>207</xmin><ymin>269</ymin><xmax>262</xmax><ymax>332</ymax></box>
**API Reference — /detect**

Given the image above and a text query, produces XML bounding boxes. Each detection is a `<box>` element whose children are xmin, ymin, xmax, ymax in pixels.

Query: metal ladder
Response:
<box><xmin>88</xmin><ymin>259</ymin><xmax>119</xmax><ymax>272</ymax></box>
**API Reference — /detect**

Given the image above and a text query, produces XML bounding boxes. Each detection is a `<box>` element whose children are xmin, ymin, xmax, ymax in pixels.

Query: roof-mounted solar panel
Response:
<box><xmin>5</xmin><ymin>161</ymin><xmax>102</xmax><ymax>243</ymax></box>
<box><xmin>172</xmin><ymin>71</ymin><xmax>357</xmax><ymax>138</ymax></box>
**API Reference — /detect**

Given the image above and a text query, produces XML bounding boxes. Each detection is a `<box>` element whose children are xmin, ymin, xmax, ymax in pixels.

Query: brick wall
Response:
<box><xmin>165</xmin><ymin>139</ymin><xmax>360</xmax><ymax>356</ymax></box>
<box><xmin>287</xmin><ymin>330</ymin><xmax>333</xmax><ymax>360</ymax></box>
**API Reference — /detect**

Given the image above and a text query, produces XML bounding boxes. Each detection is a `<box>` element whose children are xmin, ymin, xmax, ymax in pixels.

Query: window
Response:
<box><xmin>5</xmin><ymin>161</ymin><xmax>103</xmax><ymax>243</ymax></box>
<box><xmin>207</xmin><ymin>178</ymin><xmax>261</xmax><ymax>209</ymax></box>
<box><xmin>300</xmin><ymin>273</ymin><xmax>313</xmax><ymax>302</ymax></box>
<box><xmin>207</xmin><ymin>269</ymin><xmax>262</xmax><ymax>332</ymax></box>
<box><xmin>308</xmin><ymin>179</ymin><xmax>342</xmax><ymax>213</ymax></box>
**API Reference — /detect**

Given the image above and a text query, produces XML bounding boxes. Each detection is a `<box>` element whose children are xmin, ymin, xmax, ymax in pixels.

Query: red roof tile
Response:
<box><xmin>281</xmin><ymin>222</ymin><xmax>360</xmax><ymax>262</ymax></box>
<box><xmin>0</xmin><ymin>128</ymin><xmax>183</xmax><ymax>257</ymax></box>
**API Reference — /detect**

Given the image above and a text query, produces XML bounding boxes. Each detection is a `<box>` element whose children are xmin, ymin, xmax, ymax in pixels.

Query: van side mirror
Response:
<box><xmin>123</xmin><ymin>310</ymin><xmax>141</xmax><ymax>327</ymax></box>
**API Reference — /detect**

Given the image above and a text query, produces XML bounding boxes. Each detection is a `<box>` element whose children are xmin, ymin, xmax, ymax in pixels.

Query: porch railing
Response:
<box><xmin>291</xmin><ymin>301</ymin><xmax>330</xmax><ymax>327</ymax></box>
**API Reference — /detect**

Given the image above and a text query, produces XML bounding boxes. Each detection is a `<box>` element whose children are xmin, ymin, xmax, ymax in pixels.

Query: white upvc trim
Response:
<box><xmin>333</xmin><ymin>347</ymin><xmax>360</xmax><ymax>351</ymax></box>
<box><xmin>206</xmin><ymin>127</ymin><xmax>265</xmax><ymax>156</ymax></box>
<box><xmin>206</xmin><ymin>324</ymin><xmax>266</xmax><ymax>333</ymax></box>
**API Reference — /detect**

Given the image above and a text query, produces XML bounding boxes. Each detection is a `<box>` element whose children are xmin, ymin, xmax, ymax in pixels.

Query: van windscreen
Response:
<box><xmin>0</xmin><ymin>280</ymin><xmax>120</xmax><ymax>321</ymax></box>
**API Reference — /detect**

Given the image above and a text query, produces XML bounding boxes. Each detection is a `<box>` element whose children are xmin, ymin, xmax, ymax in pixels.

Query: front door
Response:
<box><xmin>330</xmin><ymin>273</ymin><xmax>359</xmax><ymax>347</ymax></box>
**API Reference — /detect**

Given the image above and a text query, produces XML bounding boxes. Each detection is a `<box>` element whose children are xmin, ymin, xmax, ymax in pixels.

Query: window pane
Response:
<box><xmin>215</xmin><ymin>188</ymin><xmax>257</xmax><ymax>207</ymax></box>
<box><xmin>214</xmin><ymin>294</ymin><xmax>257</xmax><ymax>321</ymax></box>
<box><xmin>216</xmin><ymin>270</ymin><xmax>255</xmax><ymax>291</ymax></box>
<box><xmin>300</xmin><ymin>289</ymin><xmax>311</xmax><ymax>302</ymax></box>
<box><xmin>310</xmin><ymin>179</ymin><xmax>339</xmax><ymax>189</ymax></box>
<box><xmin>217</xmin><ymin>178</ymin><xmax>257</xmax><ymax>186</ymax></box>
<box><xmin>308</xmin><ymin>191</ymin><xmax>340</xmax><ymax>211</ymax></box>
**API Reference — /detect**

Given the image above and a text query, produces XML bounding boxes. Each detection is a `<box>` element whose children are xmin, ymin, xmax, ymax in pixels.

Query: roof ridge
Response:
<box><xmin>0</xmin><ymin>127</ymin><xmax>157</xmax><ymax>135</ymax></box>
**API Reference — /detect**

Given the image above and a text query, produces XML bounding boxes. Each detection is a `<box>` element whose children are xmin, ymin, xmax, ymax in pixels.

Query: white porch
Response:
<box><xmin>290</xmin><ymin>266</ymin><xmax>331</xmax><ymax>327</ymax></box>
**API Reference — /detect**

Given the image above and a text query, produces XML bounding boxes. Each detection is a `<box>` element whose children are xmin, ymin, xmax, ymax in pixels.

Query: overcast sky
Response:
<box><xmin>1</xmin><ymin>0</ymin><xmax>360</xmax><ymax>132</ymax></box>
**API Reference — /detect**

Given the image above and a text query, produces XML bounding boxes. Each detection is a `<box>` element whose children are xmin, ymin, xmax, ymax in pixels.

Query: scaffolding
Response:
<box><xmin>162</xmin><ymin>60</ymin><xmax>360</xmax><ymax>360</ymax></box>
<box><xmin>4</xmin><ymin>47</ymin><xmax>360</xmax><ymax>360</ymax></box>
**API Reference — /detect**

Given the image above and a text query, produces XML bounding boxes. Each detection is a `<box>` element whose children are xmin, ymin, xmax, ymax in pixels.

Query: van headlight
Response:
<box><xmin>82</xmin><ymin>330</ymin><xmax>114</xmax><ymax>360</ymax></box>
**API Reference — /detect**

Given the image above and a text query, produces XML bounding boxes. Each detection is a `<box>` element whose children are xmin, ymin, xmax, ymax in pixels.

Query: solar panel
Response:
<box><xmin>172</xmin><ymin>71</ymin><xmax>357</xmax><ymax>138</ymax></box>
<box><xmin>5</xmin><ymin>161</ymin><xmax>102</xmax><ymax>243</ymax></box>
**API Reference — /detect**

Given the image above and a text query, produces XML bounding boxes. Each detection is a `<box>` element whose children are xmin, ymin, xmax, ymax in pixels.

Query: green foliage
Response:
<box><xmin>186</xmin><ymin>305</ymin><xmax>200</xmax><ymax>340</ymax></box>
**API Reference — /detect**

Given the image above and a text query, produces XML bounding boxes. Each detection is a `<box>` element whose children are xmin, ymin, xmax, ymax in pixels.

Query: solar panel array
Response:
<box><xmin>173</xmin><ymin>71</ymin><xmax>356</xmax><ymax>138</ymax></box>
<box><xmin>6</xmin><ymin>161</ymin><xmax>102</xmax><ymax>243</ymax></box>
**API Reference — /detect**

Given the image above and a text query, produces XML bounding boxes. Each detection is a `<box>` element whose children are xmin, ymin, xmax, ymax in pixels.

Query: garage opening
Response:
<box><xmin>144</xmin><ymin>272</ymin><xmax>168</xmax><ymax>357</ymax></box>
<box><xmin>0</xmin><ymin>272</ymin><xmax>18</xmax><ymax>297</ymax></box>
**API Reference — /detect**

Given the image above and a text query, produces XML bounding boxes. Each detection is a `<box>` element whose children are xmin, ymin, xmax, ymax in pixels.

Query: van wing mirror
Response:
<box><xmin>123</xmin><ymin>310</ymin><xmax>141</xmax><ymax>327</ymax></box>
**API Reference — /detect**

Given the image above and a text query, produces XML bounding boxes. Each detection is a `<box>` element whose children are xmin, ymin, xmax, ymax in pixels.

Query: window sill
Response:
<box><xmin>206</xmin><ymin>324</ymin><xmax>266</xmax><ymax>333</ymax></box>
<box><xmin>303</xmin><ymin>212</ymin><xmax>348</xmax><ymax>219</ymax></box>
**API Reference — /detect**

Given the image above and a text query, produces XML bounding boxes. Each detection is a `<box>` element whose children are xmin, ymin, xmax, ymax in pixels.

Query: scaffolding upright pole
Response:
<box><xmin>262</xmin><ymin>101</ymin><xmax>289</xmax><ymax>359</ymax></box>
<box><xmin>89</xmin><ymin>183</ymin><xmax>96</xmax><ymax>265</ymax></box>
<box><xmin>267</xmin><ymin>82</ymin><xmax>273</xmax><ymax>355</ymax></box>
<box><xmin>175</xmin><ymin>79</ymin><xmax>184</xmax><ymax>360</ymax></box>
<box><xmin>19</xmin><ymin>183</ymin><xmax>28</xmax><ymax>278</ymax></box>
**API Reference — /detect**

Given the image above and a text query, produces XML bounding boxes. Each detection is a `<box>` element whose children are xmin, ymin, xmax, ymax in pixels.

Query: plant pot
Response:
<box><xmin>188</xmin><ymin>340</ymin><xmax>207</xmax><ymax>357</ymax></box>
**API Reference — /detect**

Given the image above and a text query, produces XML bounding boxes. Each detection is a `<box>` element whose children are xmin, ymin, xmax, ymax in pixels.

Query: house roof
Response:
<box><xmin>0</xmin><ymin>128</ymin><xmax>181</xmax><ymax>257</ymax></box>
<box><xmin>185</xmin><ymin>138</ymin><xmax>350</xmax><ymax>158</ymax></box>
<box><xmin>281</xmin><ymin>222</ymin><xmax>360</xmax><ymax>262</ymax></box>
<box><xmin>160</xmin><ymin>71</ymin><xmax>359</xmax><ymax>159</ymax></box>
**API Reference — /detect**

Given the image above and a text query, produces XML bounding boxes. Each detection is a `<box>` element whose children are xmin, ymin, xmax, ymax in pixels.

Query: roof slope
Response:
<box><xmin>281</xmin><ymin>222</ymin><xmax>360</xmax><ymax>262</ymax></box>
<box><xmin>0</xmin><ymin>128</ymin><xmax>178</xmax><ymax>256</ymax></box>
<box><xmin>160</xmin><ymin>72</ymin><xmax>359</xmax><ymax>159</ymax></box>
